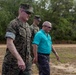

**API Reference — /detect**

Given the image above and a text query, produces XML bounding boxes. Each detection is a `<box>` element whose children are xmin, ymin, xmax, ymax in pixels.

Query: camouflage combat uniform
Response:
<box><xmin>30</xmin><ymin>24</ymin><xmax>39</xmax><ymax>63</ymax></box>
<box><xmin>30</xmin><ymin>14</ymin><xmax>41</xmax><ymax>40</ymax></box>
<box><xmin>30</xmin><ymin>24</ymin><xmax>39</xmax><ymax>40</ymax></box>
<box><xmin>2</xmin><ymin>18</ymin><xmax>32</xmax><ymax>75</ymax></box>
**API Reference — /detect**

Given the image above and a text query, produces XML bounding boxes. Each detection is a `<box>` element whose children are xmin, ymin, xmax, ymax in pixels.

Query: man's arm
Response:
<box><xmin>7</xmin><ymin>38</ymin><xmax>26</xmax><ymax>71</ymax></box>
<box><xmin>52</xmin><ymin>45</ymin><xmax>60</xmax><ymax>61</ymax></box>
<box><xmin>32</xmin><ymin>44</ymin><xmax>38</xmax><ymax>63</ymax></box>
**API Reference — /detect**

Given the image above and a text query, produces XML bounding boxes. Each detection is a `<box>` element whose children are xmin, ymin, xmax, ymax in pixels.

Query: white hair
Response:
<box><xmin>42</xmin><ymin>21</ymin><xmax>52</xmax><ymax>27</ymax></box>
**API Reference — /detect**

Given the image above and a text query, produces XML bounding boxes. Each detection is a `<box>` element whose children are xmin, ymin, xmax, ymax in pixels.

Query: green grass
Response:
<box><xmin>50</xmin><ymin>47</ymin><xmax>76</xmax><ymax>64</ymax></box>
<box><xmin>32</xmin><ymin>47</ymin><xmax>76</xmax><ymax>74</ymax></box>
<box><xmin>0</xmin><ymin>46</ymin><xmax>76</xmax><ymax>75</ymax></box>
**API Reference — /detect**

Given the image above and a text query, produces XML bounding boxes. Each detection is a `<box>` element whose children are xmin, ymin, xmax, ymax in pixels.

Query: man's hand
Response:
<box><xmin>17</xmin><ymin>59</ymin><xmax>26</xmax><ymax>71</ymax></box>
<box><xmin>7</xmin><ymin>38</ymin><xmax>26</xmax><ymax>71</ymax></box>
<box><xmin>32</xmin><ymin>44</ymin><xmax>38</xmax><ymax>64</ymax></box>
<box><xmin>56</xmin><ymin>54</ymin><xmax>60</xmax><ymax>61</ymax></box>
<box><xmin>33</xmin><ymin>56</ymin><xmax>38</xmax><ymax>63</ymax></box>
<box><xmin>52</xmin><ymin>45</ymin><xmax>60</xmax><ymax>62</ymax></box>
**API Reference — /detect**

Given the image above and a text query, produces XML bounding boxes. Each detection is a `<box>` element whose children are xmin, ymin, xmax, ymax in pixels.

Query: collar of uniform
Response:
<box><xmin>16</xmin><ymin>17</ymin><xmax>29</xmax><ymax>29</ymax></box>
<box><xmin>32</xmin><ymin>24</ymin><xmax>38</xmax><ymax>27</ymax></box>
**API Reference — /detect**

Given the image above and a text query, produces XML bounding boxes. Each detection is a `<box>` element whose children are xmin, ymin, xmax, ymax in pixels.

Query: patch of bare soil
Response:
<box><xmin>0</xmin><ymin>44</ymin><xmax>76</xmax><ymax>48</ymax></box>
<box><xmin>50</xmin><ymin>63</ymin><xmax>76</xmax><ymax>75</ymax></box>
<box><xmin>0</xmin><ymin>44</ymin><xmax>6</xmax><ymax>48</ymax></box>
<box><xmin>0</xmin><ymin>44</ymin><xmax>76</xmax><ymax>75</ymax></box>
<box><xmin>32</xmin><ymin>62</ymin><xmax>76</xmax><ymax>75</ymax></box>
<box><xmin>53</xmin><ymin>44</ymin><xmax>76</xmax><ymax>47</ymax></box>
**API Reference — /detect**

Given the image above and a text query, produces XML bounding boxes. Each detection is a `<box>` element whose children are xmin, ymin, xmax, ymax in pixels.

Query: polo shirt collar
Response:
<box><xmin>41</xmin><ymin>29</ymin><xmax>49</xmax><ymax>37</ymax></box>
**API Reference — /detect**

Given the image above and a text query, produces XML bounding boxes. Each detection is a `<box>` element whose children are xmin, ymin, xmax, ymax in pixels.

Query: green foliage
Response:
<box><xmin>0</xmin><ymin>0</ymin><xmax>76</xmax><ymax>43</ymax></box>
<box><xmin>49</xmin><ymin>0</ymin><xmax>76</xmax><ymax>41</ymax></box>
<box><xmin>0</xmin><ymin>9</ymin><xmax>11</xmax><ymax>40</ymax></box>
<box><xmin>0</xmin><ymin>0</ymin><xmax>33</xmax><ymax>40</ymax></box>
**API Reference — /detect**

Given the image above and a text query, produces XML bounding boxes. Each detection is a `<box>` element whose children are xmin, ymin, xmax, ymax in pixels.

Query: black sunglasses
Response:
<box><xmin>26</xmin><ymin>11</ymin><xmax>32</xmax><ymax>14</ymax></box>
<box><xmin>23</xmin><ymin>10</ymin><xmax>31</xmax><ymax>15</ymax></box>
<box><xmin>44</xmin><ymin>25</ymin><xmax>52</xmax><ymax>28</ymax></box>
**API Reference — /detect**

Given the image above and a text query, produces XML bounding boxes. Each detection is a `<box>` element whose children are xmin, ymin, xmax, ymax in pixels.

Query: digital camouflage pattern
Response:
<box><xmin>30</xmin><ymin>24</ymin><xmax>39</xmax><ymax>40</ymax></box>
<box><xmin>30</xmin><ymin>24</ymin><xmax>39</xmax><ymax>59</ymax></box>
<box><xmin>2</xmin><ymin>18</ymin><xmax>32</xmax><ymax>75</ymax></box>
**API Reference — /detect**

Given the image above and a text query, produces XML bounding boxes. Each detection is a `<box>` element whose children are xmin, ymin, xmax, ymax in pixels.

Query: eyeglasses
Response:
<box><xmin>44</xmin><ymin>25</ymin><xmax>52</xmax><ymax>28</ymax></box>
<box><xmin>23</xmin><ymin>10</ymin><xmax>31</xmax><ymax>15</ymax></box>
<box><xmin>26</xmin><ymin>11</ymin><xmax>31</xmax><ymax>15</ymax></box>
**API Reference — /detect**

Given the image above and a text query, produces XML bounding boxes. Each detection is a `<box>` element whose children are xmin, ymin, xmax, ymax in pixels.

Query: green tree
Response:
<box><xmin>0</xmin><ymin>0</ymin><xmax>76</xmax><ymax>43</ymax></box>
<box><xmin>0</xmin><ymin>0</ymin><xmax>34</xmax><ymax>41</ymax></box>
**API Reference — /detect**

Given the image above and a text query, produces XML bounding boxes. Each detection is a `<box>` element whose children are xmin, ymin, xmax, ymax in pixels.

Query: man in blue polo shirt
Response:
<box><xmin>32</xmin><ymin>21</ymin><xmax>60</xmax><ymax>75</ymax></box>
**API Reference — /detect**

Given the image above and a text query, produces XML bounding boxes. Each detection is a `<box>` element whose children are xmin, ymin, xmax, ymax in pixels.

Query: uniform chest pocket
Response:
<box><xmin>19</xmin><ymin>27</ymin><xmax>26</xmax><ymax>38</ymax></box>
<box><xmin>26</xmin><ymin>27</ymin><xmax>31</xmax><ymax>38</ymax></box>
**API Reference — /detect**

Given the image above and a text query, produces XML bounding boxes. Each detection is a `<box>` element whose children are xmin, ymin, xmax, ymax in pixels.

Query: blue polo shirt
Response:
<box><xmin>32</xmin><ymin>29</ymin><xmax>52</xmax><ymax>54</ymax></box>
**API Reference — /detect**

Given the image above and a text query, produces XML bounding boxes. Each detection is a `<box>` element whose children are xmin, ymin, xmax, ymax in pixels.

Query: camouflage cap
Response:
<box><xmin>34</xmin><ymin>15</ymin><xmax>41</xmax><ymax>21</ymax></box>
<box><xmin>20</xmin><ymin>3</ymin><xmax>34</xmax><ymax>13</ymax></box>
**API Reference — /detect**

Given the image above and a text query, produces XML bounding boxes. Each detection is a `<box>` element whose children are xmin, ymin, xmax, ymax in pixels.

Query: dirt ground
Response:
<box><xmin>0</xmin><ymin>44</ymin><xmax>76</xmax><ymax>48</ymax></box>
<box><xmin>0</xmin><ymin>44</ymin><xmax>76</xmax><ymax>75</ymax></box>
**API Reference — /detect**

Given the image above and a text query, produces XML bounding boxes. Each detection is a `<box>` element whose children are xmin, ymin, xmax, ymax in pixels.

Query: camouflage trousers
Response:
<box><xmin>38</xmin><ymin>53</ymin><xmax>50</xmax><ymax>75</ymax></box>
<box><xmin>2</xmin><ymin>58</ymin><xmax>32</xmax><ymax>75</ymax></box>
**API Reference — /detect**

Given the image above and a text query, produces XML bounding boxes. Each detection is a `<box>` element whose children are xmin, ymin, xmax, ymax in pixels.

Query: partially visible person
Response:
<box><xmin>30</xmin><ymin>15</ymin><xmax>41</xmax><ymax>40</ymax></box>
<box><xmin>2</xmin><ymin>3</ymin><xmax>33</xmax><ymax>75</ymax></box>
<box><xmin>32</xmin><ymin>21</ymin><xmax>60</xmax><ymax>75</ymax></box>
<box><xmin>30</xmin><ymin>15</ymin><xmax>41</xmax><ymax>58</ymax></box>
<box><xmin>30</xmin><ymin>15</ymin><xmax>41</xmax><ymax>70</ymax></box>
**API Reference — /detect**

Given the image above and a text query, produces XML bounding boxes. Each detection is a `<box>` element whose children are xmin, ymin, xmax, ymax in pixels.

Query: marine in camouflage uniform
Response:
<box><xmin>30</xmin><ymin>15</ymin><xmax>41</xmax><ymax>70</ymax></box>
<box><xmin>30</xmin><ymin>15</ymin><xmax>41</xmax><ymax>58</ymax></box>
<box><xmin>30</xmin><ymin>15</ymin><xmax>41</xmax><ymax>41</ymax></box>
<box><xmin>2</xmin><ymin>3</ymin><xmax>33</xmax><ymax>75</ymax></box>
